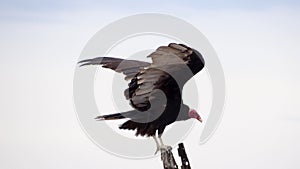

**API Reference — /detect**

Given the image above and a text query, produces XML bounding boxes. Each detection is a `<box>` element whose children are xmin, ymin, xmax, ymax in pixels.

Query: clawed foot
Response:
<box><xmin>160</xmin><ymin>145</ymin><xmax>172</xmax><ymax>152</ymax></box>
<box><xmin>154</xmin><ymin>145</ymin><xmax>172</xmax><ymax>155</ymax></box>
<box><xmin>153</xmin><ymin>136</ymin><xmax>172</xmax><ymax>155</ymax></box>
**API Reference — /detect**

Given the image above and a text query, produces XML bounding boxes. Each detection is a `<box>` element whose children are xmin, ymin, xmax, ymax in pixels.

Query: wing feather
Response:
<box><xmin>79</xmin><ymin>57</ymin><xmax>150</xmax><ymax>81</ymax></box>
<box><xmin>127</xmin><ymin>43</ymin><xmax>204</xmax><ymax>111</ymax></box>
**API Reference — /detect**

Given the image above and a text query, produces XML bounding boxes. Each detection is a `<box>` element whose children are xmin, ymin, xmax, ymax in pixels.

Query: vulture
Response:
<box><xmin>79</xmin><ymin>43</ymin><xmax>205</xmax><ymax>154</ymax></box>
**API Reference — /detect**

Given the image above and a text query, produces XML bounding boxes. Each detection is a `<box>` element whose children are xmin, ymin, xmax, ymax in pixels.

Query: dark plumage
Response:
<box><xmin>79</xmin><ymin>43</ymin><xmax>205</xmax><ymax>137</ymax></box>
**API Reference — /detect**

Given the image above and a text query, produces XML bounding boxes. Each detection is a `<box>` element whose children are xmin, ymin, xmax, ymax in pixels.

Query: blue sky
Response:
<box><xmin>1</xmin><ymin>0</ymin><xmax>300</xmax><ymax>23</ymax></box>
<box><xmin>1</xmin><ymin>0</ymin><xmax>300</xmax><ymax>12</ymax></box>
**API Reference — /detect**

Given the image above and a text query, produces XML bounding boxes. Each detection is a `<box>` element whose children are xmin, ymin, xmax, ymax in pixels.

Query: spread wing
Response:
<box><xmin>126</xmin><ymin>43</ymin><xmax>205</xmax><ymax>111</ymax></box>
<box><xmin>78</xmin><ymin>57</ymin><xmax>151</xmax><ymax>80</ymax></box>
<box><xmin>149</xmin><ymin>43</ymin><xmax>205</xmax><ymax>74</ymax></box>
<box><xmin>78</xmin><ymin>43</ymin><xmax>205</xmax><ymax>115</ymax></box>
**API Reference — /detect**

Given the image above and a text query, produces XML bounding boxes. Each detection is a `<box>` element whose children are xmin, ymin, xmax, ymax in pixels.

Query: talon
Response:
<box><xmin>166</xmin><ymin>146</ymin><xmax>172</xmax><ymax>151</ymax></box>
<box><xmin>160</xmin><ymin>145</ymin><xmax>172</xmax><ymax>152</ymax></box>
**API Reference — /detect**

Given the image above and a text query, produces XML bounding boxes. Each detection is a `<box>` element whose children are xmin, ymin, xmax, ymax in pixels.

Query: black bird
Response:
<box><xmin>79</xmin><ymin>43</ymin><xmax>205</xmax><ymax>154</ymax></box>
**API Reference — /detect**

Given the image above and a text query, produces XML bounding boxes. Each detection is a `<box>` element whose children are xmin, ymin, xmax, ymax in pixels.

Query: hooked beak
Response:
<box><xmin>197</xmin><ymin>116</ymin><xmax>203</xmax><ymax>123</ymax></box>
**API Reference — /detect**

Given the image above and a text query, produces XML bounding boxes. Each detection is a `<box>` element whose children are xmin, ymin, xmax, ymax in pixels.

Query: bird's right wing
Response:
<box><xmin>126</xmin><ymin>45</ymin><xmax>190</xmax><ymax>112</ymax></box>
<box><xmin>78</xmin><ymin>57</ymin><xmax>151</xmax><ymax>81</ymax></box>
<box><xmin>125</xmin><ymin>67</ymin><xmax>171</xmax><ymax>111</ymax></box>
<box><xmin>127</xmin><ymin>43</ymin><xmax>204</xmax><ymax>112</ymax></box>
<box><xmin>148</xmin><ymin>43</ymin><xmax>205</xmax><ymax>76</ymax></box>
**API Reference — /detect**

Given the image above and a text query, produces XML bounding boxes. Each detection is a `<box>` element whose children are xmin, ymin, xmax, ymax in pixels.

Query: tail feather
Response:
<box><xmin>95</xmin><ymin>113</ymin><xmax>125</xmax><ymax>121</ymax></box>
<box><xmin>95</xmin><ymin>110</ymin><xmax>138</xmax><ymax>121</ymax></box>
<box><xmin>119</xmin><ymin>120</ymin><xmax>156</xmax><ymax>136</ymax></box>
<box><xmin>119</xmin><ymin>120</ymin><xmax>141</xmax><ymax>131</ymax></box>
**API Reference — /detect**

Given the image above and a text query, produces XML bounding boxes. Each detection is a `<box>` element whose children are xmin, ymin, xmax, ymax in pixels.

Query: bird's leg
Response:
<box><xmin>152</xmin><ymin>136</ymin><xmax>161</xmax><ymax>155</ymax></box>
<box><xmin>158</xmin><ymin>135</ymin><xmax>172</xmax><ymax>152</ymax></box>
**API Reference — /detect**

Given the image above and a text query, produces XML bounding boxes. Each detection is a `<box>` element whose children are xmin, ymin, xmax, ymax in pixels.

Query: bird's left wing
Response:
<box><xmin>78</xmin><ymin>57</ymin><xmax>151</xmax><ymax>81</ymax></box>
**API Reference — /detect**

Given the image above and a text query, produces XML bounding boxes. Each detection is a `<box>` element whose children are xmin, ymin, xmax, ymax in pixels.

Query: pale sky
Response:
<box><xmin>0</xmin><ymin>1</ymin><xmax>299</xmax><ymax>169</ymax></box>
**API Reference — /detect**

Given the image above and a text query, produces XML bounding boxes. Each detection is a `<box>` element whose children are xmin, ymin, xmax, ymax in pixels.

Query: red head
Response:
<box><xmin>188</xmin><ymin>109</ymin><xmax>202</xmax><ymax>122</ymax></box>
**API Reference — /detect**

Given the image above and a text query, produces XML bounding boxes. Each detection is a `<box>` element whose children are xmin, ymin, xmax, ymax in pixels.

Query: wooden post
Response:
<box><xmin>178</xmin><ymin>143</ymin><xmax>191</xmax><ymax>169</ymax></box>
<box><xmin>160</xmin><ymin>143</ymin><xmax>191</xmax><ymax>169</ymax></box>
<box><xmin>161</xmin><ymin>148</ymin><xmax>178</xmax><ymax>169</ymax></box>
